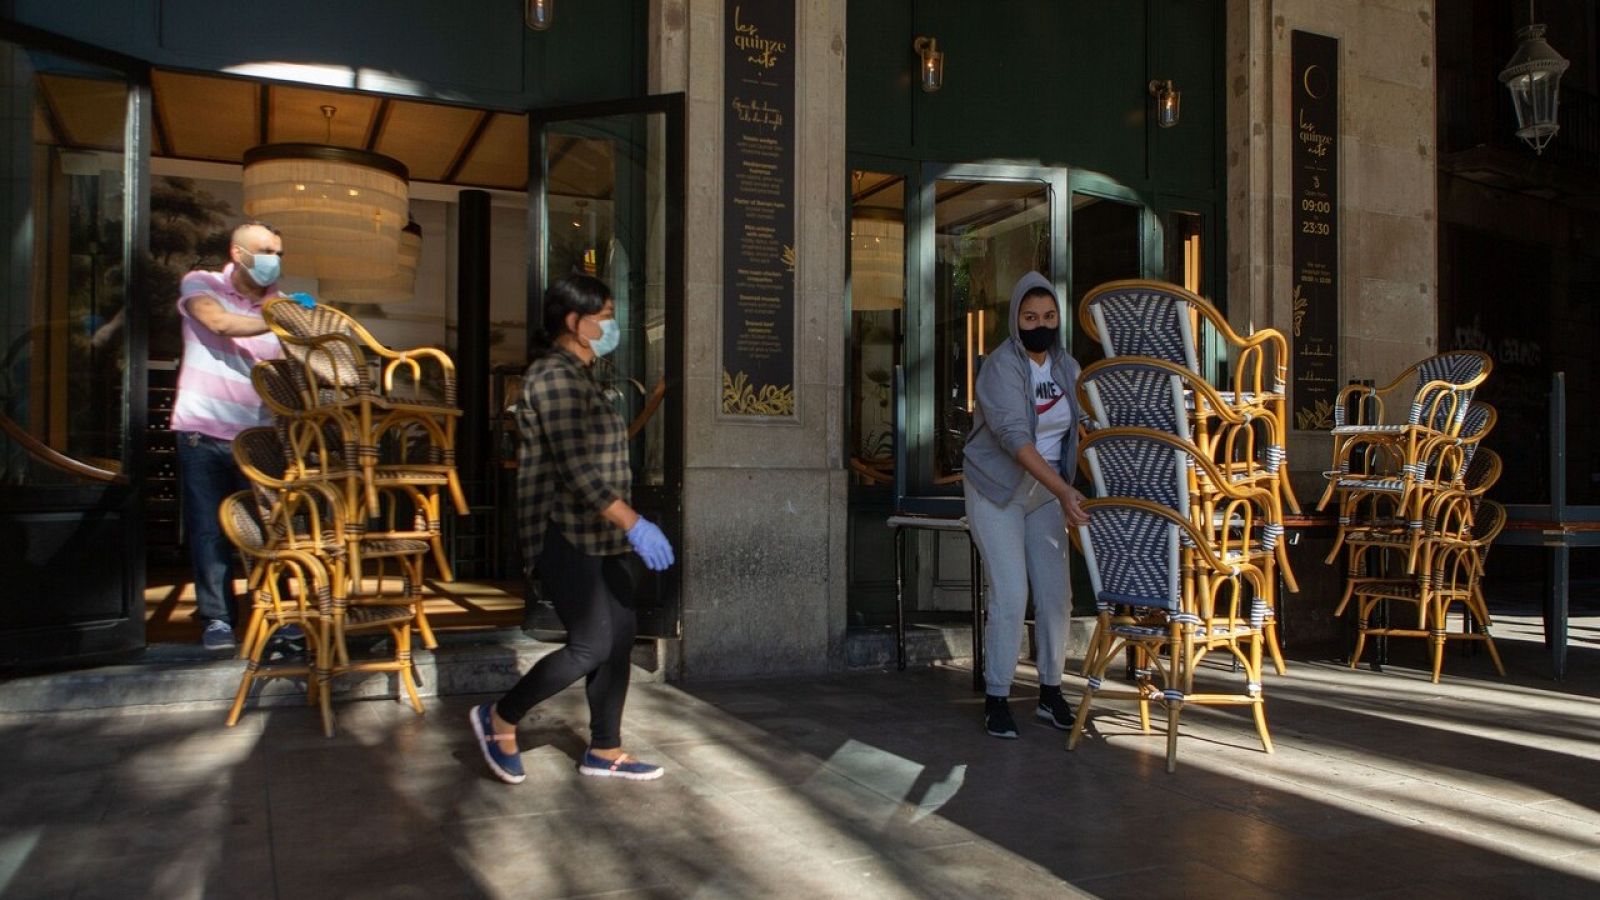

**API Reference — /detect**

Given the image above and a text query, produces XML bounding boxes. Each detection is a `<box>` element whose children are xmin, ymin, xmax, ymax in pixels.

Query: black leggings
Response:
<box><xmin>495</xmin><ymin>528</ymin><xmax>637</xmax><ymax>750</ymax></box>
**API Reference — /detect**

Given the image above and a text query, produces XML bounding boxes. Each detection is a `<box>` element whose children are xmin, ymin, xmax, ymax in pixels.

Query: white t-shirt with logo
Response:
<box><xmin>1031</xmin><ymin>358</ymin><xmax>1073</xmax><ymax>464</ymax></box>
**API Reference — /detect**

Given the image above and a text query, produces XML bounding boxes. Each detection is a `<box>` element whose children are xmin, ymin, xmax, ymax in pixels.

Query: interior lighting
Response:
<box><xmin>525</xmin><ymin>0</ymin><xmax>553</xmax><ymax>31</ymax></box>
<box><xmin>1149</xmin><ymin>79</ymin><xmax>1181</xmax><ymax>128</ymax></box>
<box><xmin>242</xmin><ymin>104</ymin><xmax>409</xmax><ymax>280</ymax></box>
<box><xmin>318</xmin><ymin>219</ymin><xmax>422</xmax><ymax>306</ymax></box>
<box><xmin>913</xmin><ymin>37</ymin><xmax>944</xmax><ymax>93</ymax></box>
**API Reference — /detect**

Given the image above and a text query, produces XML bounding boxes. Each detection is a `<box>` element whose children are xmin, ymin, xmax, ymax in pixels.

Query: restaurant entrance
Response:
<box><xmin>0</xmin><ymin>16</ymin><xmax>688</xmax><ymax>666</ymax></box>
<box><xmin>845</xmin><ymin>159</ymin><xmax>1215</xmax><ymax>638</ymax></box>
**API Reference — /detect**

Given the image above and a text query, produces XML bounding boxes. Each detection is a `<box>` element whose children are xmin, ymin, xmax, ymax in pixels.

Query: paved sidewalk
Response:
<box><xmin>1</xmin><ymin>611</ymin><xmax>1598</xmax><ymax>899</ymax></box>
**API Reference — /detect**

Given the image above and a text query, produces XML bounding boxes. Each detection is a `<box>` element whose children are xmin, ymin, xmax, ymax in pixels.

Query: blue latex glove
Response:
<box><xmin>285</xmin><ymin>291</ymin><xmax>317</xmax><ymax>309</ymax></box>
<box><xmin>625</xmin><ymin>517</ymin><xmax>675</xmax><ymax>572</ymax></box>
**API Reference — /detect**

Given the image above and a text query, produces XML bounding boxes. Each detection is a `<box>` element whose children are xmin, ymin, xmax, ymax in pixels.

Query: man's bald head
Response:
<box><xmin>231</xmin><ymin>221</ymin><xmax>280</xmax><ymax>251</ymax></box>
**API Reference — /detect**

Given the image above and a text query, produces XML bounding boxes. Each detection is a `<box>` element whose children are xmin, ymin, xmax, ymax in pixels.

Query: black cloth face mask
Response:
<box><xmin>1018</xmin><ymin>325</ymin><xmax>1058</xmax><ymax>353</ymax></box>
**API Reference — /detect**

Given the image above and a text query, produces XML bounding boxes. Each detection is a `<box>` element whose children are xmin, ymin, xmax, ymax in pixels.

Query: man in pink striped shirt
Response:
<box><xmin>171</xmin><ymin>221</ymin><xmax>284</xmax><ymax>650</ymax></box>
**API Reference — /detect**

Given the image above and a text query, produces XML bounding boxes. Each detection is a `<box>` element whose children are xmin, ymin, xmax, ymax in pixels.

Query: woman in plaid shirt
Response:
<box><xmin>471</xmin><ymin>274</ymin><xmax>675</xmax><ymax>784</ymax></box>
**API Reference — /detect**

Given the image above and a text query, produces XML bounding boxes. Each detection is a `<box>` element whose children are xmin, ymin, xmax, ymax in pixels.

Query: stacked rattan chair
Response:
<box><xmin>1336</xmin><ymin>495</ymin><xmax>1508</xmax><ymax>683</ymax></box>
<box><xmin>1079</xmin><ymin>279</ymin><xmax>1301</xmax><ymax>516</ymax></box>
<box><xmin>1066</xmin><ymin>279</ymin><xmax>1291</xmax><ymax>772</ymax></box>
<box><xmin>1075</xmin><ymin>283</ymin><xmax>1299</xmax><ymax>674</ymax></box>
<box><xmin>1317</xmin><ymin>353</ymin><xmax>1494</xmax><ymax>571</ymax></box>
<box><xmin>1067</xmin><ymin>497</ymin><xmax>1273</xmax><ymax>773</ymax></box>
<box><xmin>232</xmin><ymin>425</ymin><xmax>438</xmax><ymax>652</ymax></box>
<box><xmin>1316</xmin><ymin>350</ymin><xmax>1502</xmax><ymax>681</ymax></box>
<box><xmin>260</xmin><ymin>297</ymin><xmax>469</xmax><ymax>522</ymax></box>
<box><xmin>220</xmin><ymin>490</ymin><xmax>424</xmax><ymax>737</ymax></box>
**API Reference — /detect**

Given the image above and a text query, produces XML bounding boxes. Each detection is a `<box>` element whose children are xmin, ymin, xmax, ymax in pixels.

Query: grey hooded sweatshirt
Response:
<box><xmin>962</xmin><ymin>271</ymin><xmax>1087</xmax><ymax>506</ymax></box>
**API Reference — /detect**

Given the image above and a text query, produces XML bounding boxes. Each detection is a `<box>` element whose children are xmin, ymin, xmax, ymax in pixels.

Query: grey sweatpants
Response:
<box><xmin>965</xmin><ymin>474</ymin><xmax>1072</xmax><ymax>696</ymax></box>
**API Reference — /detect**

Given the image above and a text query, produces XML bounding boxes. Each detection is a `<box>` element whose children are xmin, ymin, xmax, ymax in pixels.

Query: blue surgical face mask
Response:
<box><xmin>238</xmin><ymin>248</ymin><xmax>281</xmax><ymax>287</ymax></box>
<box><xmin>589</xmin><ymin>317</ymin><xmax>621</xmax><ymax>357</ymax></box>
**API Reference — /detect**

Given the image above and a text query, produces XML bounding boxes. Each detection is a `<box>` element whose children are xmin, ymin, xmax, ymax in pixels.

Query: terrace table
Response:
<box><xmin>888</xmin><ymin>514</ymin><xmax>985</xmax><ymax>691</ymax></box>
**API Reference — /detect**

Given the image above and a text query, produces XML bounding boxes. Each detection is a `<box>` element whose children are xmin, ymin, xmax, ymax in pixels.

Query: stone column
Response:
<box><xmin>652</xmin><ymin>0</ymin><xmax>849</xmax><ymax>679</ymax></box>
<box><xmin>1226</xmin><ymin>0</ymin><xmax>1439</xmax><ymax>646</ymax></box>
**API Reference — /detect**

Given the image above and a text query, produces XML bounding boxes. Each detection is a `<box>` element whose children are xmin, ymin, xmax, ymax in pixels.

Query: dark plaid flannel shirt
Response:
<box><xmin>516</xmin><ymin>348</ymin><xmax>632</xmax><ymax>567</ymax></box>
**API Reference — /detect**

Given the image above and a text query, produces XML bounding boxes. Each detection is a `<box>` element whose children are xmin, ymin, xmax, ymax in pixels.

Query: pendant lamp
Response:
<box><xmin>318</xmin><ymin>219</ymin><xmax>422</xmax><ymax>305</ymax></box>
<box><xmin>243</xmin><ymin>105</ymin><xmax>409</xmax><ymax>279</ymax></box>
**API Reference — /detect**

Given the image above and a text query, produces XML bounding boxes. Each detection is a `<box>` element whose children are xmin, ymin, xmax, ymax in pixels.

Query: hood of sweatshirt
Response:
<box><xmin>1005</xmin><ymin>270</ymin><xmax>1060</xmax><ymax>355</ymax></box>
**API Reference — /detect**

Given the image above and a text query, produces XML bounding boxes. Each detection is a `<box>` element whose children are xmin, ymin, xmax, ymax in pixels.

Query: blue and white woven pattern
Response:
<box><xmin>1084</xmin><ymin>506</ymin><xmax>1182</xmax><ymax>612</ymax></box>
<box><xmin>1081</xmin><ymin>364</ymin><xmax>1186</xmax><ymax>435</ymax></box>
<box><xmin>1084</xmin><ymin>437</ymin><xmax>1186</xmax><ymax>511</ymax></box>
<box><xmin>1455</xmin><ymin>403</ymin><xmax>1493</xmax><ymax>471</ymax></box>
<box><xmin>1089</xmin><ymin>287</ymin><xmax>1195</xmax><ymax>366</ymax></box>
<box><xmin>1414</xmin><ymin>352</ymin><xmax>1487</xmax><ymax>429</ymax></box>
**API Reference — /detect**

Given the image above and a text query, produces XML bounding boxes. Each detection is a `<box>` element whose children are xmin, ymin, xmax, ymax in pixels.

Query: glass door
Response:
<box><xmin>0</xmin><ymin>27</ymin><xmax>151</xmax><ymax>665</ymax></box>
<box><xmin>903</xmin><ymin>164</ymin><xmax>1068</xmax><ymax>510</ymax></box>
<box><xmin>527</xmin><ymin>94</ymin><xmax>684</xmax><ymax>638</ymax></box>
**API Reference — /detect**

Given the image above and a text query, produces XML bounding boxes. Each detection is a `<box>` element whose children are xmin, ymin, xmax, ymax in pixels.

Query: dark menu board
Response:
<box><xmin>1290</xmin><ymin>30</ymin><xmax>1339</xmax><ymax>430</ymax></box>
<box><xmin>721</xmin><ymin>1</ymin><xmax>796</xmax><ymax>417</ymax></box>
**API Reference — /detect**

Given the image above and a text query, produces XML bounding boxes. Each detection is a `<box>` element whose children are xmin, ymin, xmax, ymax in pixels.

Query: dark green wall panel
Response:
<box><xmin>849</xmin><ymin>0</ymin><xmax>1219</xmax><ymax>199</ymax></box>
<box><xmin>7</xmin><ymin>0</ymin><xmax>643</xmax><ymax>109</ymax></box>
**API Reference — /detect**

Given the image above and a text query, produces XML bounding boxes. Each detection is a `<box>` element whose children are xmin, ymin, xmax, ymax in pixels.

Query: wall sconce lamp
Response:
<box><xmin>913</xmin><ymin>37</ymin><xmax>944</xmax><ymax>93</ymax></box>
<box><xmin>1149</xmin><ymin>79</ymin><xmax>1181</xmax><ymax>128</ymax></box>
<box><xmin>1499</xmin><ymin>0</ymin><xmax>1568</xmax><ymax>154</ymax></box>
<box><xmin>525</xmin><ymin>0</ymin><xmax>553</xmax><ymax>31</ymax></box>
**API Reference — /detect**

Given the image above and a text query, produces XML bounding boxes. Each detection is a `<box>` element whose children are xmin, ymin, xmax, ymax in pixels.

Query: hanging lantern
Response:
<box><xmin>242</xmin><ymin>105</ymin><xmax>410</xmax><ymax>279</ymax></box>
<box><xmin>1498</xmin><ymin>7</ymin><xmax>1569</xmax><ymax>155</ymax></box>
<box><xmin>318</xmin><ymin>219</ymin><xmax>422</xmax><ymax>305</ymax></box>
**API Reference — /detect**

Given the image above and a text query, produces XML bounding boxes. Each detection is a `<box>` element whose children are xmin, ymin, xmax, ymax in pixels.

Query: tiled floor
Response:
<box><xmin>1</xmin><ymin>605</ymin><xmax>1598</xmax><ymax>898</ymax></box>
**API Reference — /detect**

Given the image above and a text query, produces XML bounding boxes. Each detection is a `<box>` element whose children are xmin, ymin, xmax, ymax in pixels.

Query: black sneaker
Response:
<box><xmin>984</xmin><ymin>695</ymin><xmax>1019</xmax><ymax>739</ymax></box>
<box><xmin>1036</xmin><ymin>685</ymin><xmax>1075</xmax><ymax>730</ymax></box>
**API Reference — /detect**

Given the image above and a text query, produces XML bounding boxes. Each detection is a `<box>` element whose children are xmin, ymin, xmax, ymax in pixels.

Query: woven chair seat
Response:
<box><xmin>371</xmin><ymin>469</ymin><xmax>452</xmax><ymax>485</ymax></box>
<box><xmin>342</xmin><ymin>603</ymin><xmax>416</xmax><ymax>628</ymax></box>
<box><xmin>360</xmin><ymin>538</ymin><xmax>431</xmax><ymax>557</ymax></box>
<box><xmin>1350</xmin><ymin>579</ymin><xmax>1424</xmax><ymax>602</ymax></box>
<box><xmin>1217</xmin><ymin>390</ymin><xmax>1281</xmax><ymax>405</ymax></box>
<box><xmin>1331</xmin><ymin>424</ymin><xmax>1410</xmax><ymax>435</ymax></box>
<box><xmin>1336</xmin><ymin>477</ymin><xmax>1406</xmax><ymax>492</ymax></box>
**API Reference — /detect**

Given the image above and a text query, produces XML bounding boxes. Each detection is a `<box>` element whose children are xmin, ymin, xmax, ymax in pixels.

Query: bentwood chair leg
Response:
<box><xmin>1250</xmin><ymin>637</ymin><xmax>1274</xmax><ymax>753</ymax></box>
<box><xmin>1067</xmin><ymin>680</ymin><xmax>1097</xmax><ymax>751</ymax></box>
<box><xmin>1165</xmin><ymin>700</ymin><xmax>1182</xmax><ymax>774</ymax></box>
<box><xmin>1264</xmin><ymin>620</ymin><xmax>1287</xmax><ymax>675</ymax></box>
<box><xmin>226</xmin><ymin>622</ymin><xmax>272</xmax><ymax>728</ymax></box>
<box><xmin>1350</xmin><ymin>601</ymin><xmax>1371</xmax><ymax>669</ymax></box>
<box><xmin>397</xmin><ymin>625</ymin><xmax>424</xmax><ymax>714</ymax></box>
<box><xmin>315</xmin><ymin>625</ymin><xmax>334</xmax><ymax>738</ymax></box>
<box><xmin>446</xmin><ymin>469</ymin><xmax>471</xmax><ymax>516</ymax></box>
<box><xmin>1482</xmin><ymin>628</ymin><xmax>1507</xmax><ymax>677</ymax></box>
<box><xmin>235</xmin><ymin>590</ymin><xmax>266</xmax><ymax>662</ymax></box>
<box><xmin>1279</xmin><ymin>470</ymin><xmax>1303</xmax><ymax>516</ymax></box>
<box><xmin>413</xmin><ymin>598</ymin><xmax>438</xmax><ymax>650</ymax></box>
<box><xmin>428</xmin><ymin>534</ymin><xmax>454</xmax><ymax>583</ymax></box>
<box><xmin>335</xmin><ymin>615</ymin><xmax>351</xmax><ymax>667</ymax></box>
<box><xmin>1276</xmin><ymin>542</ymin><xmax>1300</xmax><ymax>594</ymax></box>
<box><xmin>1427</xmin><ymin>598</ymin><xmax>1448</xmax><ymax>683</ymax></box>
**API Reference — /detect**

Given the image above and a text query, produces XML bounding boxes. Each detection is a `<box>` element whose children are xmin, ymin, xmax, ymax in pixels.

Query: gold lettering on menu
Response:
<box><xmin>1297</xmin><ymin>106</ymin><xmax>1331</xmax><ymax>158</ymax></box>
<box><xmin>732</xmin><ymin>5</ymin><xmax>788</xmax><ymax>69</ymax></box>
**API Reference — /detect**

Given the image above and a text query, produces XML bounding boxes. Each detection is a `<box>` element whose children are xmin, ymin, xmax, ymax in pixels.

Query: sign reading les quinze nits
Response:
<box><xmin>1290</xmin><ymin>30</ymin><xmax>1340</xmax><ymax>431</ymax></box>
<box><xmin>720</xmin><ymin>2</ymin><xmax>797</xmax><ymax>418</ymax></box>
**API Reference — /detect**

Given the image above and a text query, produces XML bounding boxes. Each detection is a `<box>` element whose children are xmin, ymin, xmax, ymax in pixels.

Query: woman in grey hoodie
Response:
<box><xmin>963</xmin><ymin>271</ymin><xmax>1090</xmax><ymax>739</ymax></box>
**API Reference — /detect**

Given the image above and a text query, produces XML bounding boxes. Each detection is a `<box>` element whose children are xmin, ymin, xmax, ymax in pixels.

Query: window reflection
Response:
<box><xmin>0</xmin><ymin>47</ymin><xmax>129</xmax><ymax>487</ymax></box>
<box><xmin>545</xmin><ymin>117</ymin><xmax>669</xmax><ymax>486</ymax></box>
<box><xmin>849</xmin><ymin>172</ymin><xmax>903</xmax><ymax>488</ymax></box>
<box><xmin>932</xmin><ymin>179</ymin><xmax>1050</xmax><ymax>484</ymax></box>
<box><xmin>1069</xmin><ymin>193</ymin><xmax>1143</xmax><ymax>367</ymax></box>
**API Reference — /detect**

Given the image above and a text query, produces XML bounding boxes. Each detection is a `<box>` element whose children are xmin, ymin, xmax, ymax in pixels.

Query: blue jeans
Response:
<box><xmin>176</xmin><ymin>431</ymin><xmax>248</xmax><ymax>626</ymax></box>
